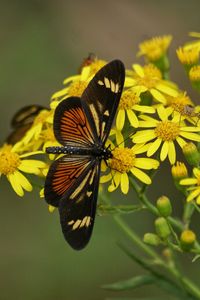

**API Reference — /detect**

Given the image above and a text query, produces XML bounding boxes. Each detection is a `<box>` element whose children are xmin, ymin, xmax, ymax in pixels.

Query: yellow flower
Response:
<box><xmin>132</xmin><ymin>106</ymin><xmax>200</xmax><ymax>164</ymax></box>
<box><xmin>100</xmin><ymin>135</ymin><xmax>159</xmax><ymax>194</ymax></box>
<box><xmin>184</xmin><ymin>32</ymin><xmax>200</xmax><ymax>52</ymax></box>
<box><xmin>180</xmin><ymin>168</ymin><xmax>200</xmax><ymax>204</ymax></box>
<box><xmin>171</xmin><ymin>161</ymin><xmax>188</xmax><ymax>180</ymax></box>
<box><xmin>51</xmin><ymin>59</ymin><xmax>107</xmax><ymax>102</ymax></box>
<box><xmin>0</xmin><ymin>144</ymin><xmax>46</xmax><ymax>197</ymax></box>
<box><xmin>138</xmin><ymin>35</ymin><xmax>172</xmax><ymax>61</ymax></box>
<box><xmin>176</xmin><ymin>47</ymin><xmax>199</xmax><ymax>66</ymax></box>
<box><xmin>116</xmin><ymin>89</ymin><xmax>155</xmax><ymax>130</ymax></box>
<box><xmin>189</xmin><ymin>65</ymin><xmax>200</xmax><ymax>82</ymax></box>
<box><xmin>22</xmin><ymin>109</ymin><xmax>53</xmax><ymax>145</ymax></box>
<box><xmin>125</xmin><ymin>64</ymin><xmax>178</xmax><ymax>104</ymax></box>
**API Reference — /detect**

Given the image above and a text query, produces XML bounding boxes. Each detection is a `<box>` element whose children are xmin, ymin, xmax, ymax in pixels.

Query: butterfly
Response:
<box><xmin>6</xmin><ymin>105</ymin><xmax>46</xmax><ymax>145</ymax></box>
<box><xmin>44</xmin><ymin>60</ymin><xmax>125</xmax><ymax>250</ymax></box>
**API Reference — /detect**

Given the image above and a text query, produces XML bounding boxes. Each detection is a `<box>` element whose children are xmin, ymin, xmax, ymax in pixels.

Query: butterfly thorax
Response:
<box><xmin>46</xmin><ymin>145</ymin><xmax>112</xmax><ymax>160</ymax></box>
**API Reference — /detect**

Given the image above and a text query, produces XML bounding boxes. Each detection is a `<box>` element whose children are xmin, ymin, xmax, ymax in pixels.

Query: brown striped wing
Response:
<box><xmin>53</xmin><ymin>97</ymin><xmax>98</xmax><ymax>148</ymax></box>
<box><xmin>44</xmin><ymin>155</ymin><xmax>93</xmax><ymax>207</ymax></box>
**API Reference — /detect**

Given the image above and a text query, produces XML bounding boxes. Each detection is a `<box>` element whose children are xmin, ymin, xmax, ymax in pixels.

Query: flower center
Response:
<box><xmin>119</xmin><ymin>90</ymin><xmax>140</xmax><ymax>110</ymax></box>
<box><xmin>0</xmin><ymin>144</ymin><xmax>21</xmax><ymax>175</ymax></box>
<box><xmin>167</xmin><ymin>92</ymin><xmax>193</xmax><ymax>113</ymax></box>
<box><xmin>110</xmin><ymin>147</ymin><xmax>135</xmax><ymax>173</ymax></box>
<box><xmin>136</xmin><ymin>64</ymin><xmax>162</xmax><ymax>89</ymax></box>
<box><xmin>68</xmin><ymin>80</ymin><xmax>88</xmax><ymax>97</ymax></box>
<box><xmin>139</xmin><ymin>35</ymin><xmax>172</xmax><ymax>61</ymax></box>
<box><xmin>155</xmin><ymin>121</ymin><xmax>180</xmax><ymax>141</ymax></box>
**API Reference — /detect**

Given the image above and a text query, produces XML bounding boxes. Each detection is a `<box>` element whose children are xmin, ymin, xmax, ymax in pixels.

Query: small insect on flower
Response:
<box><xmin>44</xmin><ymin>60</ymin><xmax>125</xmax><ymax>250</ymax></box>
<box><xmin>6</xmin><ymin>105</ymin><xmax>45</xmax><ymax>145</ymax></box>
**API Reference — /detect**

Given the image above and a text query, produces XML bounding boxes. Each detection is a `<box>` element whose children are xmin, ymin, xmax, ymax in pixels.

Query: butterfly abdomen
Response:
<box><xmin>46</xmin><ymin>146</ymin><xmax>112</xmax><ymax>159</ymax></box>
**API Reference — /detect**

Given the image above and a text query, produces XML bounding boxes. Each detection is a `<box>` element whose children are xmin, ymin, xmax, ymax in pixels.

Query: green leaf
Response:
<box><xmin>102</xmin><ymin>275</ymin><xmax>155</xmax><ymax>291</ymax></box>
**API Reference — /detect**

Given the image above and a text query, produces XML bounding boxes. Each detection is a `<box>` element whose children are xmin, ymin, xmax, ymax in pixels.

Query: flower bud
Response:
<box><xmin>156</xmin><ymin>196</ymin><xmax>172</xmax><ymax>217</ymax></box>
<box><xmin>182</xmin><ymin>143</ymin><xmax>200</xmax><ymax>167</ymax></box>
<box><xmin>171</xmin><ymin>162</ymin><xmax>188</xmax><ymax>180</ymax></box>
<box><xmin>180</xmin><ymin>230</ymin><xmax>196</xmax><ymax>251</ymax></box>
<box><xmin>154</xmin><ymin>217</ymin><xmax>171</xmax><ymax>239</ymax></box>
<box><xmin>143</xmin><ymin>233</ymin><xmax>160</xmax><ymax>246</ymax></box>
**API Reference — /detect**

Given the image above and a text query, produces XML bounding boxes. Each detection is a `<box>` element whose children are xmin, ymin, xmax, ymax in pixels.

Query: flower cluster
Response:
<box><xmin>1</xmin><ymin>35</ymin><xmax>200</xmax><ymax>207</ymax></box>
<box><xmin>2</xmin><ymin>34</ymin><xmax>200</xmax><ymax>297</ymax></box>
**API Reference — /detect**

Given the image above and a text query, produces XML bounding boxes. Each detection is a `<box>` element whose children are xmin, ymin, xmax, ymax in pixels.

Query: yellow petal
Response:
<box><xmin>180</xmin><ymin>178</ymin><xmax>198</xmax><ymax>185</ymax></box>
<box><xmin>134</xmin><ymin>158</ymin><xmax>159</xmax><ymax>170</ymax></box>
<box><xmin>168</xmin><ymin>141</ymin><xmax>176</xmax><ymax>164</ymax></box>
<box><xmin>150</xmin><ymin>88</ymin><xmax>167</xmax><ymax>104</ymax></box>
<box><xmin>130</xmin><ymin>167</ymin><xmax>151</xmax><ymax>184</ymax></box>
<box><xmin>160</xmin><ymin>141</ymin><xmax>169</xmax><ymax>161</ymax></box>
<box><xmin>157</xmin><ymin>106</ymin><xmax>168</xmax><ymax>121</ymax></box>
<box><xmin>133</xmin><ymin>105</ymin><xmax>155</xmax><ymax>114</ymax></box>
<box><xmin>187</xmin><ymin>188</ymin><xmax>200</xmax><ymax>202</ymax></box>
<box><xmin>132</xmin><ymin>130</ymin><xmax>156</xmax><ymax>143</ymax></box>
<box><xmin>116</xmin><ymin>109</ymin><xmax>125</xmax><ymax>131</ymax></box>
<box><xmin>127</xmin><ymin>109</ymin><xmax>139</xmax><ymax>128</ymax></box>
<box><xmin>156</xmin><ymin>83</ymin><xmax>178</xmax><ymax>97</ymax></box>
<box><xmin>7</xmin><ymin>173</ymin><xmax>24</xmax><ymax>197</ymax></box>
<box><xmin>14</xmin><ymin>170</ymin><xmax>32</xmax><ymax>192</ymax></box>
<box><xmin>121</xmin><ymin>173</ymin><xmax>129</xmax><ymax>194</ymax></box>
<box><xmin>176</xmin><ymin>136</ymin><xmax>187</xmax><ymax>148</ymax></box>
<box><xmin>147</xmin><ymin>138</ymin><xmax>162</xmax><ymax>156</ymax></box>
<box><xmin>179</xmin><ymin>131</ymin><xmax>200</xmax><ymax>142</ymax></box>
<box><xmin>193</xmin><ymin>168</ymin><xmax>200</xmax><ymax>178</ymax></box>
<box><xmin>132</xmin><ymin>64</ymin><xmax>144</xmax><ymax>77</ymax></box>
<box><xmin>100</xmin><ymin>173</ymin><xmax>112</xmax><ymax>183</ymax></box>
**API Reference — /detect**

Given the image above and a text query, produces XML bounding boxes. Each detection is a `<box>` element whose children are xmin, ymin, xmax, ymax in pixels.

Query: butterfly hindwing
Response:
<box><xmin>44</xmin><ymin>155</ymin><xmax>93</xmax><ymax>207</ymax></box>
<box><xmin>59</xmin><ymin>158</ymin><xmax>101</xmax><ymax>250</ymax></box>
<box><xmin>81</xmin><ymin>60</ymin><xmax>125</xmax><ymax>144</ymax></box>
<box><xmin>53</xmin><ymin>97</ymin><xmax>97</xmax><ymax>147</ymax></box>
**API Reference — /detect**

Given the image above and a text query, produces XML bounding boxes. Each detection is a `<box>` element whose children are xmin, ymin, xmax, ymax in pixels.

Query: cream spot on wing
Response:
<box><xmin>104</xmin><ymin>110</ymin><xmax>109</xmax><ymax>116</ymax></box>
<box><xmin>104</xmin><ymin>77</ymin><xmax>110</xmax><ymax>88</ymax></box>
<box><xmin>80</xmin><ymin>216</ymin><xmax>88</xmax><ymax>228</ymax></box>
<box><xmin>86</xmin><ymin>216</ymin><xmax>91</xmax><ymax>227</ymax></box>
<box><xmin>72</xmin><ymin>219</ymin><xmax>82</xmax><ymax>230</ymax></box>
<box><xmin>115</xmin><ymin>83</ymin><xmax>119</xmax><ymax>93</ymax></box>
<box><xmin>111</xmin><ymin>80</ymin><xmax>116</xmax><ymax>92</ymax></box>
<box><xmin>86</xmin><ymin>191</ymin><xmax>92</xmax><ymax>197</ymax></box>
<box><xmin>68</xmin><ymin>220</ymin><xmax>74</xmax><ymax>225</ymax></box>
<box><xmin>98</xmin><ymin>80</ymin><xmax>104</xmax><ymax>85</ymax></box>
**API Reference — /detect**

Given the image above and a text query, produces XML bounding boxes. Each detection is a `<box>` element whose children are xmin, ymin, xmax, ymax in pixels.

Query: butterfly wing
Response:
<box><xmin>81</xmin><ymin>59</ymin><xmax>125</xmax><ymax>144</ymax></box>
<box><xmin>59</xmin><ymin>158</ymin><xmax>100</xmax><ymax>250</ymax></box>
<box><xmin>53</xmin><ymin>97</ymin><xmax>98</xmax><ymax>147</ymax></box>
<box><xmin>44</xmin><ymin>155</ymin><xmax>93</xmax><ymax>207</ymax></box>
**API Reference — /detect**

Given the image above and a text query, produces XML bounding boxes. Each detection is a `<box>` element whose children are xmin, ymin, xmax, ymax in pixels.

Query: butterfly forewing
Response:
<box><xmin>81</xmin><ymin>60</ymin><xmax>125</xmax><ymax>144</ymax></box>
<box><xmin>53</xmin><ymin>97</ymin><xmax>97</xmax><ymax>147</ymax></box>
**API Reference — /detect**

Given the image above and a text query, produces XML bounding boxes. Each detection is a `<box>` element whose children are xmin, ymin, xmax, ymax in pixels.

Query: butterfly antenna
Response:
<box><xmin>112</xmin><ymin>130</ymin><xmax>135</xmax><ymax>150</ymax></box>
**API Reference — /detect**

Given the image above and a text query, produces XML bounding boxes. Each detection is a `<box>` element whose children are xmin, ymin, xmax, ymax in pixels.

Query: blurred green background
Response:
<box><xmin>1</xmin><ymin>1</ymin><xmax>200</xmax><ymax>299</ymax></box>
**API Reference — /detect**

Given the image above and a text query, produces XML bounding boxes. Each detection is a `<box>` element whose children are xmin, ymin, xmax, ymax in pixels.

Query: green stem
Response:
<box><xmin>114</xmin><ymin>214</ymin><xmax>163</xmax><ymax>264</ymax></box>
<box><xmin>114</xmin><ymin>215</ymin><xmax>200</xmax><ymax>299</ymax></box>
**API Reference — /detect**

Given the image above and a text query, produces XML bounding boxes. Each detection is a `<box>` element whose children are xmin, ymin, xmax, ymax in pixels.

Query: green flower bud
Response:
<box><xmin>182</xmin><ymin>143</ymin><xmax>200</xmax><ymax>167</ymax></box>
<box><xmin>143</xmin><ymin>233</ymin><xmax>160</xmax><ymax>246</ymax></box>
<box><xmin>180</xmin><ymin>230</ymin><xmax>196</xmax><ymax>251</ymax></box>
<box><xmin>156</xmin><ymin>196</ymin><xmax>172</xmax><ymax>217</ymax></box>
<box><xmin>154</xmin><ymin>217</ymin><xmax>171</xmax><ymax>239</ymax></box>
